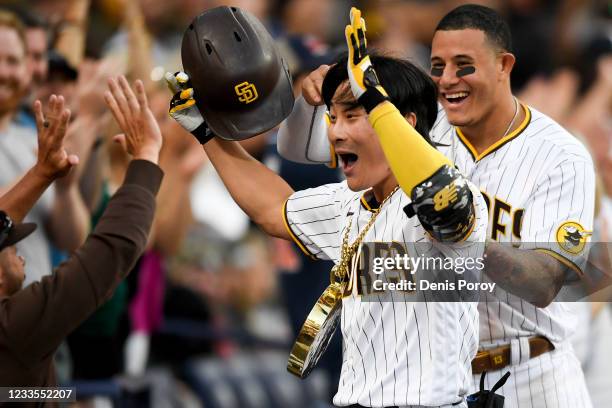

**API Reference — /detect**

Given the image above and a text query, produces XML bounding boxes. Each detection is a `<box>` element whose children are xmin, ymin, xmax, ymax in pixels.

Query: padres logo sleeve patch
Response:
<box><xmin>556</xmin><ymin>221</ymin><xmax>591</xmax><ymax>255</ymax></box>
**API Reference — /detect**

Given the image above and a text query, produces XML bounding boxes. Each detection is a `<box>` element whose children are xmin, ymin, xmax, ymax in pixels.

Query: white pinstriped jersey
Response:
<box><xmin>429</xmin><ymin>103</ymin><xmax>595</xmax><ymax>349</ymax></box>
<box><xmin>284</xmin><ymin>182</ymin><xmax>488</xmax><ymax>407</ymax></box>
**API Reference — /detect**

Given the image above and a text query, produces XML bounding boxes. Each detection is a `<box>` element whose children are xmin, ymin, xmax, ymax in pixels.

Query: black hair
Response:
<box><xmin>1</xmin><ymin>6</ymin><xmax>47</xmax><ymax>29</ymax></box>
<box><xmin>435</xmin><ymin>4</ymin><xmax>512</xmax><ymax>52</ymax></box>
<box><xmin>322</xmin><ymin>52</ymin><xmax>439</xmax><ymax>144</ymax></box>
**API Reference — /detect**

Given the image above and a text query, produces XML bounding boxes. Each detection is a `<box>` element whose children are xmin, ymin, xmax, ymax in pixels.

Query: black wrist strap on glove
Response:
<box><xmin>358</xmin><ymin>88</ymin><xmax>389</xmax><ymax>114</ymax></box>
<box><xmin>358</xmin><ymin>66</ymin><xmax>389</xmax><ymax>113</ymax></box>
<box><xmin>192</xmin><ymin>123</ymin><xmax>214</xmax><ymax>145</ymax></box>
<box><xmin>467</xmin><ymin>371</ymin><xmax>511</xmax><ymax>408</ymax></box>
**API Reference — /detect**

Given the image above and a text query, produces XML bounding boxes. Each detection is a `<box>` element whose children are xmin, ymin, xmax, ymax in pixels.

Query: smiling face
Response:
<box><xmin>328</xmin><ymin>82</ymin><xmax>396</xmax><ymax>194</ymax></box>
<box><xmin>430</xmin><ymin>29</ymin><xmax>512</xmax><ymax>128</ymax></box>
<box><xmin>25</xmin><ymin>27</ymin><xmax>48</xmax><ymax>87</ymax></box>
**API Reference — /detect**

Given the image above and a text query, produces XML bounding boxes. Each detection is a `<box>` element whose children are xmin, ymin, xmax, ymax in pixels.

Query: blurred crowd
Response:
<box><xmin>0</xmin><ymin>0</ymin><xmax>609</xmax><ymax>407</ymax></box>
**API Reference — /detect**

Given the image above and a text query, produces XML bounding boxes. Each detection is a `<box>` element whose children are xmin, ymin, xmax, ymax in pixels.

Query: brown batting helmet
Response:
<box><xmin>181</xmin><ymin>6</ymin><xmax>294</xmax><ymax>141</ymax></box>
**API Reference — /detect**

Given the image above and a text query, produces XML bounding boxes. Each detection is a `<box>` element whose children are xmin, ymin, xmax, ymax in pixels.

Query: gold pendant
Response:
<box><xmin>287</xmin><ymin>280</ymin><xmax>346</xmax><ymax>378</ymax></box>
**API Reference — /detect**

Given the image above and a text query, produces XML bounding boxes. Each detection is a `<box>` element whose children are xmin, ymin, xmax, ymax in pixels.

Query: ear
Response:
<box><xmin>404</xmin><ymin>112</ymin><xmax>417</xmax><ymax>128</ymax></box>
<box><xmin>499</xmin><ymin>53</ymin><xmax>516</xmax><ymax>79</ymax></box>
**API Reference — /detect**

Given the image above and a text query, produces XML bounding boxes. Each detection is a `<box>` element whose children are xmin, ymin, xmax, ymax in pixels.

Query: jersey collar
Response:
<box><xmin>455</xmin><ymin>103</ymin><xmax>532</xmax><ymax>162</ymax></box>
<box><xmin>360</xmin><ymin>189</ymin><xmax>379</xmax><ymax>213</ymax></box>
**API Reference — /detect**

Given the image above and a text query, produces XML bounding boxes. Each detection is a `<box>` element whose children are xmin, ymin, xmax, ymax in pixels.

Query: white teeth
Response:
<box><xmin>446</xmin><ymin>92</ymin><xmax>469</xmax><ymax>99</ymax></box>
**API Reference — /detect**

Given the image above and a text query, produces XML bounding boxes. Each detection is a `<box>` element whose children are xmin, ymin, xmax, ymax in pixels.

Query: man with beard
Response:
<box><xmin>9</xmin><ymin>7</ymin><xmax>49</xmax><ymax>128</ymax></box>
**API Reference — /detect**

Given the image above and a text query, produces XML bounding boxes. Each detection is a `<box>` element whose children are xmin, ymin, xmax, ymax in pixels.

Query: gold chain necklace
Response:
<box><xmin>331</xmin><ymin>185</ymin><xmax>400</xmax><ymax>286</ymax></box>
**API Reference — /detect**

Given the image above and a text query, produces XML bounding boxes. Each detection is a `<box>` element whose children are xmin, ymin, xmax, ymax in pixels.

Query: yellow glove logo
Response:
<box><xmin>433</xmin><ymin>182</ymin><xmax>458</xmax><ymax>211</ymax></box>
<box><xmin>235</xmin><ymin>81</ymin><xmax>258</xmax><ymax>104</ymax></box>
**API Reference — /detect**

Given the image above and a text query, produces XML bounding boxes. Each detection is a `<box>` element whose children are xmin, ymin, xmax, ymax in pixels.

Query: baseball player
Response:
<box><xmin>277</xmin><ymin>5</ymin><xmax>596</xmax><ymax>408</ymax></box>
<box><xmin>169</xmin><ymin>7</ymin><xmax>490</xmax><ymax>407</ymax></box>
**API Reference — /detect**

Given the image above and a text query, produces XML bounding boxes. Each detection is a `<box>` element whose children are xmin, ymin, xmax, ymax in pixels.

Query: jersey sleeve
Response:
<box><xmin>282</xmin><ymin>183</ymin><xmax>347</xmax><ymax>261</ymax></box>
<box><xmin>277</xmin><ymin>96</ymin><xmax>334</xmax><ymax>166</ymax></box>
<box><xmin>520</xmin><ymin>158</ymin><xmax>595</xmax><ymax>277</ymax></box>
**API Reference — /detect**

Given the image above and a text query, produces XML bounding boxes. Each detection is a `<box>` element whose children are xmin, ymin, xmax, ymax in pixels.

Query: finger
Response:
<box><xmin>165</xmin><ymin>72</ymin><xmax>180</xmax><ymax>94</ymax></box>
<box><xmin>53</xmin><ymin>96</ymin><xmax>66</xmax><ymax>127</ymax></box>
<box><xmin>135</xmin><ymin>80</ymin><xmax>149</xmax><ymax>108</ymax></box>
<box><xmin>356</xmin><ymin>14</ymin><xmax>367</xmax><ymax>55</ymax></box>
<box><xmin>180</xmin><ymin>88</ymin><xmax>194</xmax><ymax>100</ymax></box>
<box><xmin>345</xmin><ymin>25</ymin><xmax>356</xmax><ymax>65</ymax></box>
<box><xmin>108</xmin><ymin>77</ymin><xmax>131</xmax><ymax>121</ymax></box>
<box><xmin>350</xmin><ymin>7</ymin><xmax>360</xmax><ymax>27</ymax></box>
<box><xmin>175</xmin><ymin>72</ymin><xmax>191</xmax><ymax>90</ymax></box>
<box><xmin>45</xmin><ymin>95</ymin><xmax>59</xmax><ymax>133</ymax></box>
<box><xmin>104</xmin><ymin>90</ymin><xmax>128</xmax><ymax>131</ymax></box>
<box><xmin>67</xmin><ymin>154</ymin><xmax>79</xmax><ymax>166</ymax></box>
<box><xmin>350</xmin><ymin>8</ymin><xmax>365</xmax><ymax>54</ymax></box>
<box><xmin>317</xmin><ymin>64</ymin><xmax>331</xmax><ymax>76</ymax></box>
<box><xmin>302</xmin><ymin>79</ymin><xmax>321</xmax><ymax>105</ymax></box>
<box><xmin>52</xmin><ymin>109</ymin><xmax>71</xmax><ymax>149</ymax></box>
<box><xmin>46</xmin><ymin>94</ymin><xmax>57</xmax><ymax>120</ymax></box>
<box><xmin>113</xmin><ymin>133</ymin><xmax>128</xmax><ymax>153</ymax></box>
<box><xmin>118</xmin><ymin>75</ymin><xmax>140</xmax><ymax>115</ymax></box>
<box><xmin>312</xmin><ymin>77</ymin><xmax>325</xmax><ymax>101</ymax></box>
<box><xmin>346</xmin><ymin>26</ymin><xmax>360</xmax><ymax>66</ymax></box>
<box><xmin>33</xmin><ymin>100</ymin><xmax>44</xmax><ymax>133</ymax></box>
<box><xmin>357</xmin><ymin>26</ymin><xmax>367</xmax><ymax>58</ymax></box>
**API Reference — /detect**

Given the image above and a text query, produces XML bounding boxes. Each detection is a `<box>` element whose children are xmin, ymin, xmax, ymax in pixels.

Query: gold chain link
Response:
<box><xmin>332</xmin><ymin>186</ymin><xmax>400</xmax><ymax>285</ymax></box>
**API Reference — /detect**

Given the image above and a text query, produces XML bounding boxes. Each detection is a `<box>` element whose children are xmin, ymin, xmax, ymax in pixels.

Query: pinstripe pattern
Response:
<box><xmin>431</xmin><ymin>104</ymin><xmax>595</xmax><ymax>408</ymax></box>
<box><xmin>285</xmin><ymin>180</ymin><xmax>488</xmax><ymax>407</ymax></box>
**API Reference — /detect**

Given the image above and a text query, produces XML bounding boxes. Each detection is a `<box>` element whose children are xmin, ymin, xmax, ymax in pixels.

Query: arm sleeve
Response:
<box><xmin>282</xmin><ymin>183</ymin><xmax>346</xmax><ymax>261</ymax></box>
<box><xmin>520</xmin><ymin>159</ymin><xmax>595</xmax><ymax>277</ymax></box>
<box><xmin>368</xmin><ymin>101</ymin><xmax>453</xmax><ymax>195</ymax></box>
<box><xmin>0</xmin><ymin>160</ymin><xmax>163</xmax><ymax>366</ymax></box>
<box><xmin>277</xmin><ymin>96</ymin><xmax>335</xmax><ymax>166</ymax></box>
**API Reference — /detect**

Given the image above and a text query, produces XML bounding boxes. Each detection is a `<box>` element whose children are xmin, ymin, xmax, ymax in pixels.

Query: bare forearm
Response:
<box><xmin>203</xmin><ymin>139</ymin><xmax>293</xmax><ymax>238</ymax></box>
<box><xmin>54</xmin><ymin>0</ymin><xmax>90</xmax><ymax>68</ymax></box>
<box><xmin>78</xmin><ymin>145</ymin><xmax>106</xmax><ymax>212</ymax></box>
<box><xmin>48</xmin><ymin>184</ymin><xmax>90</xmax><ymax>251</ymax></box>
<box><xmin>152</xmin><ymin>170</ymin><xmax>193</xmax><ymax>256</ymax></box>
<box><xmin>484</xmin><ymin>244</ymin><xmax>566</xmax><ymax>307</ymax></box>
<box><xmin>0</xmin><ymin>166</ymin><xmax>54</xmax><ymax>222</ymax></box>
<box><xmin>565</xmin><ymin>79</ymin><xmax>611</xmax><ymax>135</ymax></box>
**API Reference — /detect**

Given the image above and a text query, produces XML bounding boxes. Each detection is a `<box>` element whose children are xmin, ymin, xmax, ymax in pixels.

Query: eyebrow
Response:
<box><xmin>331</xmin><ymin>100</ymin><xmax>362</xmax><ymax>112</ymax></box>
<box><xmin>431</xmin><ymin>54</ymin><xmax>475</xmax><ymax>62</ymax></box>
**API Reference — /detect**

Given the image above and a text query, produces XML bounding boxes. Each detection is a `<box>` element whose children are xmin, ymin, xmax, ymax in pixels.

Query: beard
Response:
<box><xmin>0</xmin><ymin>79</ymin><xmax>26</xmax><ymax>116</ymax></box>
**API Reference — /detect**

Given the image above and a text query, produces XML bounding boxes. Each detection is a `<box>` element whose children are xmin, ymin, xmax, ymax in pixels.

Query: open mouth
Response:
<box><xmin>338</xmin><ymin>153</ymin><xmax>358</xmax><ymax>173</ymax></box>
<box><xmin>444</xmin><ymin>91</ymin><xmax>469</xmax><ymax>105</ymax></box>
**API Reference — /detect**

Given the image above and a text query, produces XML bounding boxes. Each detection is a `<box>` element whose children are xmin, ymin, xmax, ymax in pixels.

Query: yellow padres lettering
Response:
<box><xmin>235</xmin><ymin>81</ymin><xmax>258</xmax><ymax>104</ymax></box>
<box><xmin>433</xmin><ymin>182</ymin><xmax>458</xmax><ymax>211</ymax></box>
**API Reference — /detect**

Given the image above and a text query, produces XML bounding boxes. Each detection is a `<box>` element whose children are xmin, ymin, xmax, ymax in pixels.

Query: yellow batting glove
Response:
<box><xmin>345</xmin><ymin>7</ymin><xmax>389</xmax><ymax>113</ymax></box>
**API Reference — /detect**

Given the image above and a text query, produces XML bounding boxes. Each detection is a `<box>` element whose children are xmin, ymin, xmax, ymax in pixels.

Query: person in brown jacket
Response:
<box><xmin>0</xmin><ymin>76</ymin><xmax>163</xmax><ymax>398</ymax></box>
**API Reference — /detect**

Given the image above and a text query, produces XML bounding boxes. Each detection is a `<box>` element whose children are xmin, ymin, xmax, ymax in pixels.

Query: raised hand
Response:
<box><xmin>165</xmin><ymin>71</ymin><xmax>213</xmax><ymax>145</ymax></box>
<box><xmin>104</xmin><ymin>76</ymin><xmax>163</xmax><ymax>164</ymax></box>
<box><xmin>33</xmin><ymin>95</ymin><xmax>79</xmax><ymax>180</ymax></box>
<box><xmin>301</xmin><ymin>64</ymin><xmax>331</xmax><ymax>106</ymax></box>
<box><xmin>345</xmin><ymin>7</ymin><xmax>389</xmax><ymax>113</ymax></box>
